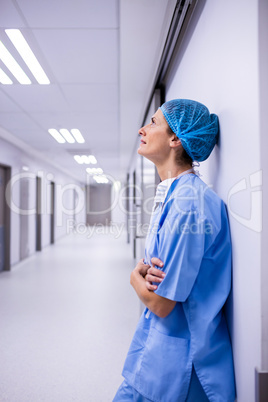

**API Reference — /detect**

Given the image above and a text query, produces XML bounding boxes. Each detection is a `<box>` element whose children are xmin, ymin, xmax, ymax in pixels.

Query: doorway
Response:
<box><xmin>50</xmin><ymin>181</ymin><xmax>55</xmax><ymax>244</ymax></box>
<box><xmin>0</xmin><ymin>164</ymin><xmax>11</xmax><ymax>271</ymax></box>
<box><xmin>20</xmin><ymin>177</ymin><xmax>30</xmax><ymax>261</ymax></box>
<box><xmin>36</xmin><ymin>176</ymin><xmax>42</xmax><ymax>251</ymax></box>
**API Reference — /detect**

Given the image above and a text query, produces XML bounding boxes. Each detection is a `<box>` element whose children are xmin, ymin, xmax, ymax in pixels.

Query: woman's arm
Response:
<box><xmin>130</xmin><ymin>258</ymin><xmax>176</xmax><ymax>318</ymax></box>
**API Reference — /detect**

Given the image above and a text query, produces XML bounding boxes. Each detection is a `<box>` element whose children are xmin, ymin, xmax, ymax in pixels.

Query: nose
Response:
<box><xmin>138</xmin><ymin>125</ymin><xmax>146</xmax><ymax>136</ymax></box>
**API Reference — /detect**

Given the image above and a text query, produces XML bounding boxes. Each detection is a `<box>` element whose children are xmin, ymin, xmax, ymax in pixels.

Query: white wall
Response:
<box><xmin>259</xmin><ymin>0</ymin><xmax>268</xmax><ymax>372</ymax></box>
<box><xmin>111</xmin><ymin>181</ymin><xmax>126</xmax><ymax>226</ymax></box>
<box><xmin>165</xmin><ymin>0</ymin><xmax>261</xmax><ymax>400</ymax></box>
<box><xmin>0</xmin><ymin>137</ymin><xmax>86</xmax><ymax>267</ymax></box>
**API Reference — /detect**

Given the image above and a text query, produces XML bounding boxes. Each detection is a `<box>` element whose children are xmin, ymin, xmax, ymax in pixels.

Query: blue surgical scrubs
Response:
<box><xmin>117</xmin><ymin>174</ymin><xmax>236</xmax><ymax>402</ymax></box>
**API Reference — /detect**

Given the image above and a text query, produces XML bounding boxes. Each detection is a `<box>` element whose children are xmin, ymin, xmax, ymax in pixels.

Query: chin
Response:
<box><xmin>137</xmin><ymin>147</ymin><xmax>144</xmax><ymax>155</ymax></box>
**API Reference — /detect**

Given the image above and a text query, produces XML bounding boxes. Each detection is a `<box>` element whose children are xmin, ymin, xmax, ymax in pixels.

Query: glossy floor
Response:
<box><xmin>0</xmin><ymin>231</ymin><xmax>140</xmax><ymax>401</ymax></box>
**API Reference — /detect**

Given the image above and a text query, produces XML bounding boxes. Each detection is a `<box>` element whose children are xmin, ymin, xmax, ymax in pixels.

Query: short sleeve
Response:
<box><xmin>154</xmin><ymin>206</ymin><xmax>206</xmax><ymax>302</ymax></box>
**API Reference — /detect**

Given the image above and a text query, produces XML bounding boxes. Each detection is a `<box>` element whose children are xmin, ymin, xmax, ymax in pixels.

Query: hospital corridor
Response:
<box><xmin>0</xmin><ymin>232</ymin><xmax>139</xmax><ymax>401</ymax></box>
<box><xmin>0</xmin><ymin>0</ymin><xmax>268</xmax><ymax>401</ymax></box>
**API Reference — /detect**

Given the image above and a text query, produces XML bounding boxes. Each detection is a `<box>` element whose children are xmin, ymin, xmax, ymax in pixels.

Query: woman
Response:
<box><xmin>113</xmin><ymin>99</ymin><xmax>236</xmax><ymax>401</ymax></box>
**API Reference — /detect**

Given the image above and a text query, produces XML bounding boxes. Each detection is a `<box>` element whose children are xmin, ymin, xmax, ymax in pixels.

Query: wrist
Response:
<box><xmin>130</xmin><ymin>269</ymin><xmax>137</xmax><ymax>286</ymax></box>
<box><xmin>130</xmin><ymin>267</ymin><xmax>144</xmax><ymax>286</ymax></box>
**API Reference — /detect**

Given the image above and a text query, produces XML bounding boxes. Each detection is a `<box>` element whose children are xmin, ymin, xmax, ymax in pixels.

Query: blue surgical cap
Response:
<box><xmin>160</xmin><ymin>99</ymin><xmax>219</xmax><ymax>162</ymax></box>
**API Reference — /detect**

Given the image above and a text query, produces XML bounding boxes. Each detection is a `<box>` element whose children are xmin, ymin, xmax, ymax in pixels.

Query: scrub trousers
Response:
<box><xmin>113</xmin><ymin>367</ymin><xmax>209</xmax><ymax>401</ymax></box>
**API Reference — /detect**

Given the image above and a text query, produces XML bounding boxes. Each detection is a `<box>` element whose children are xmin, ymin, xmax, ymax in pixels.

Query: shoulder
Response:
<box><xmin>170</xmin><ymin>174</ymin><xmax>220</xmax><ymax>209</ymax></box>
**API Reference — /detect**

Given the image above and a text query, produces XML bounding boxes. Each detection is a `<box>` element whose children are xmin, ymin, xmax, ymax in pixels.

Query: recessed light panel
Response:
<box><xmin>86</xmin><ymin>168</ymin><xmax>103</xmax><ymax>175</ymax></box>
<box><xmin>5</xmin><ymin>29</ymin><xmax>50</xmax><ymax>85</ymax></box>
<box><xmin>88</xmin><ymin>155</ymin><xmax>97</xmax><ymax>164</ymax></box>
<box><xmin>74</xmin><ymin>155</ymin><xmax>97</xmax><ymax>164</ymax></box>
<box><xmin>93</xmin><ymin>175</ymin><xmax>109</xmax><ymax>184</ymax></box>
<box><xmin>59</xmin><ymin>129</ymin><xmax>75</xmax><ymax>144</ymax></box>
<box><xmin>71</xmin><ymin>129</ymin><xmax>85</xmax><ymax>143</ymax></box>
<box><xmin>74</xmin><ymin>155</ymin><xmax>83</xmax><ymax>164</ymax></box>
<box><xmin>48</xmin><ymin>129</ymin><xmax>65</xmax><ymax>143</ymax></box>
<box><xmin>0</xmin><ymin>68</ymin><xmax>13</xmax><ymax>84</ymax></box>
<box><xmin>0</xmin><ymin>40</ymin><xmax>31</xmax><ymax>84</ymax></box>
<box><xmin>49</xmin><ymin>128</ymin><xmax>86</xmax><ymax>145</ymax></box>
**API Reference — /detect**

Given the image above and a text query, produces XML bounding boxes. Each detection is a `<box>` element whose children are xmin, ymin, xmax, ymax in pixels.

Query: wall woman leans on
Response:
<box><xmin>113</xmin><ymin>99</ymin><xmax>236</xmax><ymax>402</ymax></box>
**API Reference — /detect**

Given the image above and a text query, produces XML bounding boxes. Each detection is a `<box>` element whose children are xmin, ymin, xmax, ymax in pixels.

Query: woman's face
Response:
<box><xmin>138</xmin><ymin>108</ymin><xmax>172</xmax><ymax>163</ymax></box>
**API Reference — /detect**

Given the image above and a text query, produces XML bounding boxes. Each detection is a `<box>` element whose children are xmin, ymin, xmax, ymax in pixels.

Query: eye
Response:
<box><xmin>150</xmin><ymin>117</ymin><xmax>156</xmax><ymax>126</ymax></box>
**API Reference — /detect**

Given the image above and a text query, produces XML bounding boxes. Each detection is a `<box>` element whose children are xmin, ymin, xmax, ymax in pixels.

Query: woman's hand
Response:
<box><xmin>145</xmin><ymin>257</ymin><xmax>165</xmax><ymax>291</ymax></box>
<box><xmin>130</xmin><ymin>257</ymin><xmax>175</xmax><ymax>318</ymax></box>
<box><xmin>133</xmin><ymin>259</ymin><xmax>150</xmax><ymax>278</ymax></box>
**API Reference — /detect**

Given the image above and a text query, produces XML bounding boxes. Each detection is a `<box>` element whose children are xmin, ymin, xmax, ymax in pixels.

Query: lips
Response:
<box><xmin>141</xmin><ymin>139</ymin><xmax>146</xmax><ymax>144</ymax></box>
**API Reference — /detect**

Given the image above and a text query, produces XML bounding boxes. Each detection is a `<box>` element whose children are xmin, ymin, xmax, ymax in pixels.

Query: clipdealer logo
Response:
<box><xmin>4</xmin><ymin>169</ymin><xmax>263</xmax><ymax>234</ymax></box>
<box><xmin>227</xmin><ymin>170</ymin><xmax>262</xmax><ymax>233</ymax></box>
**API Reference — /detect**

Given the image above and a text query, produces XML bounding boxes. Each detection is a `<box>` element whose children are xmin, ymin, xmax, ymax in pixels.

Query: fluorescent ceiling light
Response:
<box><xmin>74</xmin><ymin>155</ymin><xmax>83</xmax><ymax>164</ymax></box>
<box><xmin>0</xmin><ymin>68</ymin><xmax>13</xmax><ymax>84</ymax></box>
<box><xmin>81</xmin><ymin>155</ymin><xmax>90</xmax><ymax>164</ymax></box>
<box><xmin>59</xmin><ymin>129</ymin><xmax>75</xmax><ymax>143</ymax></box>
<box><xmin>48</xmin><ymin>129</ymin><xmax>65</xmax><ymax>144</ymax></box>
<box><xmin>93</xmin><ymin>175</ymin><xmax>109</xmax><ymax>184</ymax></box>
<box><xmin>88</xmin><ymin>155</ymin><xmax>97</xmax><ymax>164</ymax></box>
<box><xmin>0</xmin><ymin>40</ymin><xmax>31</xmax><ymax>84</ymax></box>
<box><xmin>5</xmin><ymin>29</ymin><xmax>50</xmax><ymax>85</ymax></box>
<box><xmin>86</xmin><ymin>167</ymin><xmax>103</xmax><ymax>175</ymax></box>
<box><xmin>71</xmin><ymin>129</ymin><xmax>85</xmax><ymax>144</ymax></box>
<box><xmin>74</xmin><ymin>154</ymin><xmax>98</xmax><ymax>164</ymax></box>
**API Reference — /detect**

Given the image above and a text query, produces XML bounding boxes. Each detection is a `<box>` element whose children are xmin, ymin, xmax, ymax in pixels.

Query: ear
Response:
<box><xmin>169</xmin><ymin>135</ymin><xmax>181</xmax><ymax>149</ymax></box>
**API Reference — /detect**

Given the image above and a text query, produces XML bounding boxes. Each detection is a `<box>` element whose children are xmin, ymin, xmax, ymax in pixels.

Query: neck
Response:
<box><xmin>156</xmin><ymin>162</ymin><xmax>193</xmax><ymax>181</ymax></box>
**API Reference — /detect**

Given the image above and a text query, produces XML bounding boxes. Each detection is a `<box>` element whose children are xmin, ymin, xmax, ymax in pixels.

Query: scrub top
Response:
<box><xmin>122</xmin><ymin>173</ymin><xmax>236</xmax><ymax>402</ymax></box>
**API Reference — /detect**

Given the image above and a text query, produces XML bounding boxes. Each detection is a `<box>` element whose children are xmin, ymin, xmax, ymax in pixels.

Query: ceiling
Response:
<box><xmin>0</xmin><ymin>0</ymin><xmax>176</xmax><ymax>183</ymax></box>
